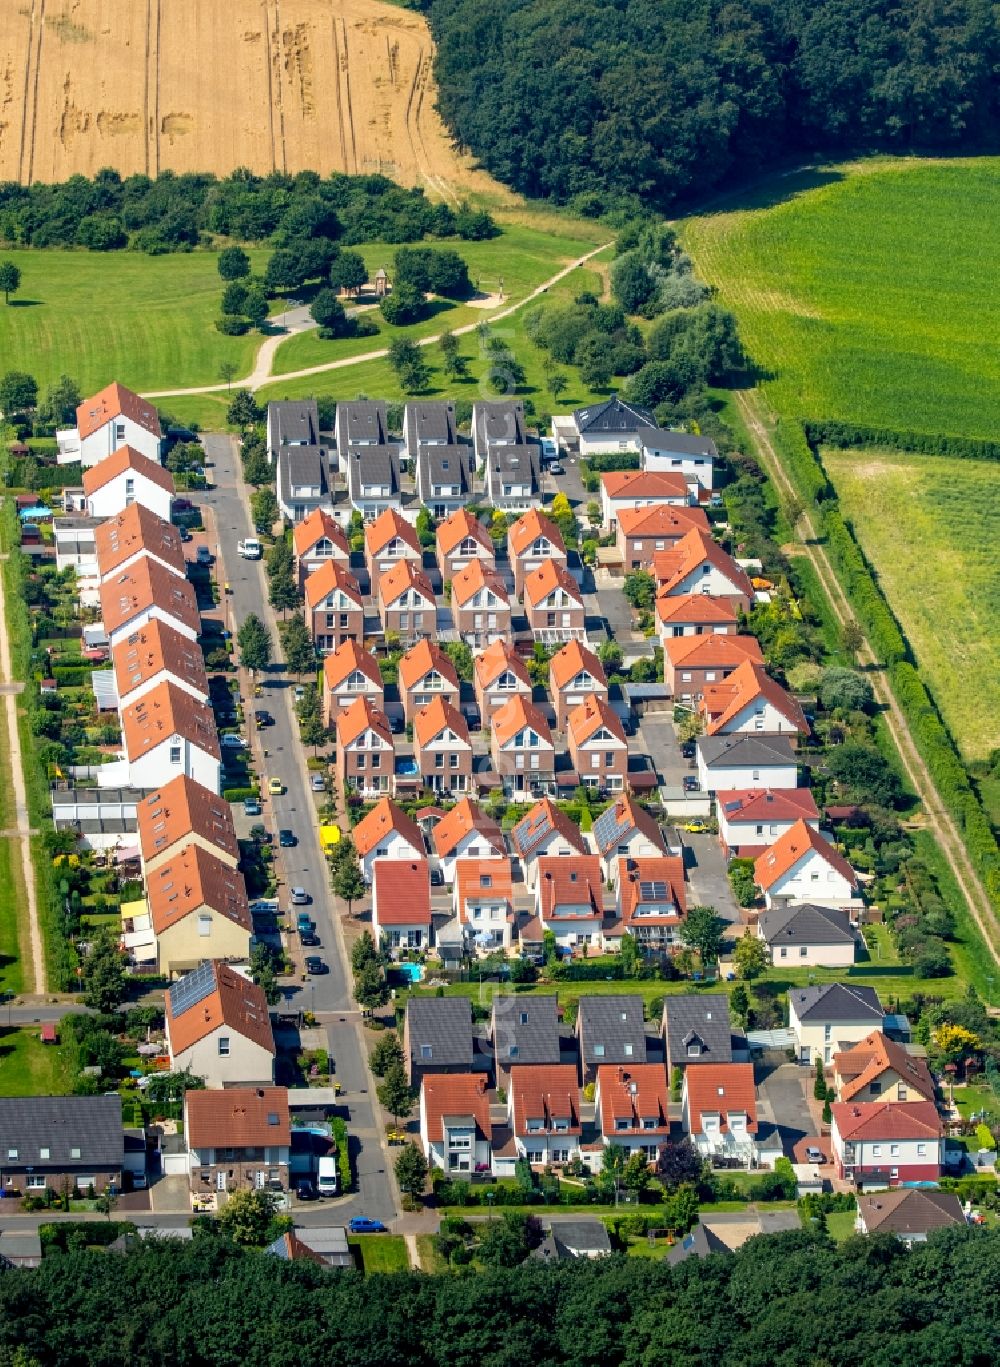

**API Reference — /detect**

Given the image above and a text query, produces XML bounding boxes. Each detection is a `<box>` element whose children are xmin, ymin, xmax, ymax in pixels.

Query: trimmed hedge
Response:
<box><xmin>820</xmin><ymin>507</ymin><xmax>907</xmax><ymax>665</ymax></box>
<box><xmin>805</xmin><ymin>420</ymin><xmax>1000</xmax><ymax>464</ymax></box>
<box><xmin>773</xmin><ymin>418</ymin><xmax>831</xmax><ymax>504</ymax></box>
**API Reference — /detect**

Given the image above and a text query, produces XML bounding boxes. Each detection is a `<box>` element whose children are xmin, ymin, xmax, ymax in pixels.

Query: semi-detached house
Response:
<box><xmin>450</xmin><ymin>559</ymin><xmax>511</xmax><ymax>648</ymax></box>
<box><xmin>93</xmin><ymin>503</ymin><xmax>186</xmax><ymax>583</ymax></box>
<box><xmin>473</xmin><ymin>639</ymin><xmax>532</xmax><ymax>729</ymax></box>
<box><xmin>184</xmin><ymin>1087</ymin><xmax>290</xmax><ymax>1196</ymax></box>
<box><xmin>419</xmin><ymin>1073</ymin><xmax>491</xmax><ymax>1176</ymax></box>
<box><xmin>754</xmin><ymin>820</ymin><xmax>860</xmax><ymax>911</ymax></box>
<box><xmin>507</xmin><ymin>508</ymin><xmax>566</xmax><ymax>599</ymax></box>
<box><xmin>146</xmin><ymin>843</ymin><xmax>252</xmax><ymax>977</ymax></box>
<box><xmin>335</xmin><ymin>696</ymin><xmax>394</xmax><ymax>798</ymax></box>
<box><xmin>378</xmin><ymin>560</ymin><xmax>437</xmax><ymax>644</ymax></box>
<box><xmin>99</xmin><ymin>557</ymin><xmax>200</xmax><ymax>649</ymax></box>
<box><xmin>616</xmin><ymin>503</ymin><xmax>710</xmax><ymax>573</ymax></box>
<box><xmin>60</xmin><ymin>381</ymin><xmax>162</xmax><ymax>469</ymax></box>
<box><xmin>549</xmin><ymin>640</ymin><xmax>608</xmax><ymax>732</ymax></box>
<box><xmin>137</xmin><ymin>774</ymin><xmax>239</xmax><ymax>876</ymax></box>
<box><xmin>292</xmin><ymin>508</ymin><xmax>349</xmax><ymax>587</ymax></box>
<box><xmin>830</xmin><ymin>1100</ymin><xmax>943</xmax><ymax>1187</ymax></box>
<box><xmin>436</xmin><ymin>507</ymin><xmax>495</xmax><ymax>581</ymax></box>
<box><xmin>322</xmin><ymin>640</ymin><xmax>384</xmax><ymax>727</ymax></box>
<box><xmin>398</xmin><ymin>640</ymin><xmax>460</xmax><ymax>724</ymax></box>
<box><xmin>118</xmin><ymin>680</ymin><xmax>220</xmax><ymax>793</ymax></box>
<box><xmin>112</xmin><ymin>619</ymin><xmax>210</xmax><ymax>709</ymax></box>
<box><xmin>82</xmin><ymin>445</ymin><xmax>174</xmax><ymax>521</ymax></box>
<box><xmin>165</xmin><ymin>960</ymin><xmax>275</xmax><ymax>1089</ymax></box>
<box><xmin>352</xmin><ymin>797</ymin><xmax>425</xmax><ymax>884</ymax></box>
<box><xmin>491</xmin><ymin>695</ymin><xmax>555</xmax><ymax>800</ymax></box>
<box><xmin>372</xmin><ymin>857</ymin><xmax>432</xmax><ymax>954</ymax></box>
<box><xmin>594</xmin><ymin>1062</ymin><xmax>670</xmax><ymax>1163</ymax></box>
<box><xmin>413</xmin><ymin>697</ymin><xmax>472</xmax><ymax>796</ymax></box>
<box><xmin>303</xmin><ymin>561</ymin><xmax>364</xmax><ymax>654</ymax></box>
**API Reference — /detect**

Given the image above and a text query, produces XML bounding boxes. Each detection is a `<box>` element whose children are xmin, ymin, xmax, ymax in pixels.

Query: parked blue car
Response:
<box><xmin>348</xmin><ymin>1217</ymin><xmax>387</xmax><ymax>1234</ymax></box>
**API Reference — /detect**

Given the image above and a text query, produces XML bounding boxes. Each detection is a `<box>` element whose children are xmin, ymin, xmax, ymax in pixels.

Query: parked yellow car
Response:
<box><xmin>267</xmin><ymin>777</ymin><xmax>284</xmax><ymax>796</ymax></box>
<box><xmin>682</xmin><ymin>819</ymin><xmax>710</xmax><ymax>834</ymax></box>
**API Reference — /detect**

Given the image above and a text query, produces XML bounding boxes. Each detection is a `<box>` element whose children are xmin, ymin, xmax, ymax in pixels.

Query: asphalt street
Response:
<box><xmin>198</xmin><ymin>433</ymin><xmax>397</xmax><ymax>1227</ymax></box>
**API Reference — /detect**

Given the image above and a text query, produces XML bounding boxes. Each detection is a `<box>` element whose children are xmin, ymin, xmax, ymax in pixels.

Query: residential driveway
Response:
<box><xmin>757</xmin><ymin>1060</ymin><xmax>813</xmax><ymax>1157</ymax></box>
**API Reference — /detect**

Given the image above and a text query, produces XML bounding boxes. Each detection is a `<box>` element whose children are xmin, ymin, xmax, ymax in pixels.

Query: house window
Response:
<box><xmin>642</xmin><ymin>1118</ymin><xmax>657</xmax><ymax>1130</ymax></box>
<box><xmin>593</xmin><ymin>1044</ymin><xmax>605</xmax><ymax>1057</ymax></box>
<box><xmin>6</xmin><ymin>1148</ymin><xmax>16</xmax><ymax>1160</ymax></box>
<box><xmin>197</xmin><ymin>914</ymin><xmax>212</xmax><ymax>937</ymax></box>
<box><xmin>615</xmin><ymin>1119</ymin><xmax>629</xmax><ymax>1131</ymax></box>
<box><xmin>871</xmin><ymin>1144</ymin><xmax>882</xmax><ymax>1157</ymax></box>
<box><xmin>70</xmin><ymin>1147</ymin><xmax>81</xmax><ymax>1160</ymax></box>
<box><xmin>687</xmin><ymin>1042</ymin><xmax>701</xmax><ymax>1057</ymax></box>
<box><xmin>779</xmin><ymin>946</ymin><xmax>787</xmax><ymax>958</ymax></box>
<box><xmin>916</xmin><ymin>1143</ymin><xmax>926</xmax><ymax>1157</ymax></box>
<box><xmin>169</xmin><ymin>745</ymin><xmax>182</xmax><ymax>764</ymax></box>
<box><xmin>26</xmin><ymin>1175</ymin><xmax>46</xmax><ymax>1189</ymax></box>
<box><xmin>420</xmin><ymin>1045</ymin><xmax>432</xmax><ymax>1060</ymax></box>
<box><xmin>435</xmin><ymin>754</ymin><xmax>444</xmax><ymax>768</ymax></box>
<box><xmin>890</xmin><ymin>1144</ymin><xmax>900</xmax><ymax>1157</ymax></box>
<box><xmin>218</xmin><ymin>1037</ymin><xmax>230</xmax><ymax>1056</ymax></box>
<box><xmin>623</xmin><ymin>1043</ymin><xmax>634</xmax><ymax>1057</ymax></box>
<box><xmin>39</xmin><ymin>1148</ymin><xmax>49</xmax><ymax>1160</ymax></box>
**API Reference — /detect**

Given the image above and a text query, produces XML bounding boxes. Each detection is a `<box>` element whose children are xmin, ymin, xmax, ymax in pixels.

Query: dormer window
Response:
<box><xmin>687</xmin><ymin>1042</ymin><xmax>702</xmax><ymax>1057</ymax></box>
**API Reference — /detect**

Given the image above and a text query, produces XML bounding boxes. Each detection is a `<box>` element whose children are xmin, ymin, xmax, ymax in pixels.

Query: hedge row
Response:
<box><xmin>805</xmin><ymin>420</ymin><xmax>1000</xmax><ymax>464</ymax></box>
<box><xmin>819</xmin><ymin>507</ymin><xmax>907</xmax><ymax>665</ymax></box>
<box><xmin>773</xmin><ymin>418</ymin><xmax>831</xmax><ymax>504</ymax></box>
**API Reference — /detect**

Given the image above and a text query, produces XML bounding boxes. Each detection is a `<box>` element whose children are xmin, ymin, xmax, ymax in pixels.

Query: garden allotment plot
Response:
<box><xmin>682</xmin><ymin>159</ymin><xmax>1000</xmax><ymax>440</ymax></box>
<box><xmin>825</xmin><ymin>449</ymin><xmax>1000</xmax><ymax>764</ymax></box>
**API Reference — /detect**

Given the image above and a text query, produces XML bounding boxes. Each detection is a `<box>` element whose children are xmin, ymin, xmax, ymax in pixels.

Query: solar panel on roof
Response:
<box><xmin>168</xmin><ymin>961</ymin><xmax>216</xmax><ymax>1017</ymax></box>
<box><xmin>639</xmin><ymin>880</ymin><xmax>668</xmax><ymax>900</ymax></box>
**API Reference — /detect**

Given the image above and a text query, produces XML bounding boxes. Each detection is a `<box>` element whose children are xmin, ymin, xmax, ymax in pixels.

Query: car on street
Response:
<box><xmin>682</xmin><ymin>775</ymin><xmax>699</xmax><ymax>793</ymax></box>
<box><xmin>290</xmin><ymin>887</ymin><xmax>310</xmax><ymax>905</ymax></box>
<box><xmin>430</xmin><ymin>867</ymin><xmax>444</xmax><ymax>886</ymax></box>
<box><xmin>296</xmin><ymin>911</ymin><xmax>315</xmax><ymax>933</ymax></box>
<box><xmin>681</xmin><ymin>740</ymin><xmax>697</xmax><ymax>760</ymax></box>
<box><xmin>300</xmin><ymin>931</ymin><xmax>320</xmax><ymax>947</ymax></box>
<box><xmin>238</xmin><ymin>538</ymin><xmax>262</xmax><ymax>559</ymax></box>
<box><xmin>195</xmin><ymin>545</ymin><xmax>213</xmax><ymax>566</ymax></box>
<box><xmin>220</xmin><ymin>733</ymin><xmax>245</xmax><ymax>749</ymax></box>
<box><xmin>548</xmin><ymin>461</ymin><xmax>565</xmax><ymax>475</ymax></box>
<box><xmin>255</xmin><ymin>710</ymin><xmax>274</xmax><ymax>729</ymax></box>
<box><xmin>683</xmin><ymin>819</ymin><xmax>709</xmax><ymax>834</ymax></box>
<box><xmin>348</xmin><ymin>1217</ymin><xmax>387</xmax><ymax>1234</ymax></box>
<box><xmin>279</xmin><ymin>828</ymin><xmax>297</xmax><ymax>847</ymax></box>
<box><xmin>249</xmin><ymin>824</ymin><xmax>272</xmax><ymax>845</ymax></box>
<box><xmin>304</xmin><ymin>956</ymin><xmax>329</xmax><ymax>976</ymax></box>
<box><xmin>296</xmin><ymin>1181</ymin><xmax>318</xmax><ymax>1201</ymax></box>
<box><xmin>310</xmin><ymin>774</ymin><xmax>326</xmax><ymax>791</ymax></box>
<box><xmin>243</xmin><ymin>798</ymin><xmax>262</xmax><ymax>816</ymax></box>
<box><xmin>805</xmin><ymin>1147</ymin><xmax>826</xmax><ymax>1164</ymax></box>
<box><xmin>268</xmin><ymin>778</ymin><xmax>284</xmax><ymax>795</ymax></box>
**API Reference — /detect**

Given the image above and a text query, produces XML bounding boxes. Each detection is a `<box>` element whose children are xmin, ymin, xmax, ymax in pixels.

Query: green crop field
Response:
<box><xmin>682</xmin><ymin>158</ymin><xmax>1000</xmax><ymax>440</ymax></box>
<box><xmin>0</xmin><ymin>248</ymin><xmax>269</xmax><ymax>395</ymax></box>
<box><xmin>825</xmin><ymin>449</ymin><xmax>1000</xmax><ymax>764</ymax></box>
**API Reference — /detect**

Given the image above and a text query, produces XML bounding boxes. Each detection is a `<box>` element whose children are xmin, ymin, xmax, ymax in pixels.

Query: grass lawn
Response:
<box><xmin>825</xmin><ymin>1211</ymin><xmax>858</xmax><ymax>1243</ymax></box>
<box><xmin>414</xmin><ymin>1233</ymin><xmax>446</xmax><ymax>1272</ymax></box>
<box><xmin>349</xmin><ymin>1234</ymin><xmax>410</xmax><ymax>1274</ymax></box>
<box><xmin>0</xmin><ymin>839</ymin><xmax>27</xmax><ymax>995</ymax></box>
<box><xmin>953</xmin><ymin>1086</ymin><xmax>1000</xmax><ymax>1126</ymax></box>
<box><xmin>0</xmin><ymin>247</ymin><xmax>268</xmax><ymax>394</ymax></box>
<box><xmin>0</xmin><ymin>1027</ymin><xmax>73</xmax><ymax>1095</ymax></box>
<box><xmin>825</xmin><ymin>449</ymin><xmax>1000</xmax><ymax>763</ymax></box>
<box><xmin>682</xmin><ymin>158</ymin><xmax>1000</xmax><ymax>440</ymax></box>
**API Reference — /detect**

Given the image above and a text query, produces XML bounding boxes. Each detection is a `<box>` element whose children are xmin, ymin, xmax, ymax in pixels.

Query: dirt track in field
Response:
<box><xmin>0</xmin><ymin>0</ymin><xmax>501</xmax><ymax>197</ymax></box>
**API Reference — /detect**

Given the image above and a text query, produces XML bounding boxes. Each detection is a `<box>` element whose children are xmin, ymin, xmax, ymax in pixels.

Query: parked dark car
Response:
<box><xmin>296</xmin><ymin>1182</ymin><xmax>318</xmax><ymax>1201</ymax></box>
<box><xmin>300</xmin><ymin>932</ymin><xmax>321</xmax><ymax>948</ymax></box>
<box><xmin>389</xmin><ymin>714</ymin><xmax>405</xmax><ymax>734</ymax></box>
<box><xmin>680</xmin><ymin>740</ymin><xmax>696</xmax><ymax>760</ymax></box>
<box><xmin>682</xmin><ymin>775</ymin><xmax>699</xmax><ymax>793</ymax></box>
<box><xmin>255</xmin><ymin>709</ymin><xmax>274</xmax><ymax>729</ymax></box>
<box><xmin>430</xmin><ymin>867</ymin><xmax>444</xmax><ymax>887</ymax></box>
<box><xmin>279</xmin><ymin>829</ymin><xmax>297</xmax><ymax>848</ymax></box>
<box><xmin>304</xmin><ymin>956</ymin><xmax>329</xmax><ymax>976</ymax></box>
<box><xmin>249</xmin><ymin>823</ymin><xmax>272</xmax><ymax>845</ymax></box>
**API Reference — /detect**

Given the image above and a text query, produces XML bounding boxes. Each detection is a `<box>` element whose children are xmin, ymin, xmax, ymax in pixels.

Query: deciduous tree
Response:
<box><xmin>237</xmin><ymin>612</ymin><xmax>272</xmax><ymax>674</ymax></box>
<box><xmin>0</xmin><ymin>261</ymin><xmax>21</xmax><ymax>305</ymax></box>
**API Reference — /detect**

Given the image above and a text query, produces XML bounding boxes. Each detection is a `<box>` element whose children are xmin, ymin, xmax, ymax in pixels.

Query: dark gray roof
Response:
<box><xmin>488</xmin><ymin>444</ymin><xmax>540</xmax><ymax>492</ymax></box>
<box><xmin>0</xmin><ymin>1095</ymin><xmax>124</xmax><ymax>1169</ymax></box>
<box><xmin>339</xmin><ymin>400</ymin><xmax>389</xmax><ymax>445</ymax></box>
<box><xmin>416</xmin><ymin>444</ymin><xmax>473</xmax><ymax>496</ymax></box>
<box><xmin>591</xmin><ymin>796</ymin><xmax>665</xmax><ymax>859</ymax></box>
<box><xmin>278</xmin><ymin>446</ymin><xmax>329</xmax><ymax>512</ymax></box>
<box><xmin>666</xmin><ymin>1221</ymin><xmax>731</xmax><ymax>1264</ymax></box>
<box><xmin>407</xmin><ymin>997</ymin><xmax>474</xmax><ymax>1068</ymax></box>
<box><xmin>576</xmin><ymin>995</ymin><xmax>647</xmax><ymax>1066</ymax></box>
<box><xmin>553</xmin><ymin>1220</ymin><xmax>612</xmax><ymax>1254</ymax></box>
<box><xmin>759</xmin><ymin>903</ymin><xmax>857</xmax><ymax>948</ymax></box>
<box><xmin>790</xmin><ymin>982</ymin><xmax>883</xmax><ymax>1024</ymax></box>
<box><xmin>637</xmin><ymin>426</ymin><xmax>717</xmax><ymax>458</ymax></box>
<box><xmin>347</xmin><ymin>446</ymin><xmax>401</xmax><ymax>502</ymax></box>
<box><xmin>491</xmin><ymin>994</ymin><xmax>561</xmax><ymax>1067</ymax></box>
<box><xmin>474</xmin><ymin>400</ymin><xmax>527</xmax><ymax>449</ymax></box>
<box><xmin>405</xmin><ymin>401</ymin><xmax>456</xmax><ymax>450</ymax></box>
<box><xmin>270</xmin><ymin>399</ymin><xmax>320</xmax><ymax>447</ymax></box>
<box><xmin>697</xmin><ymin>734</ymin><xmax>798</xmax><ymax>768</ymax></box>
<box><xmin>574</xmin><ymin>396</ymin><xmax>656</xmax><ymax>435</ymax></box>
<box><xmin>663</xmin><ymin>994</ymin><xmax>733</xmax><ymax>1069</ymax></box>
<box><xmin>858</xmin><ymin>1188</ymin><xmax>964</xmax><ymax>1236</ymax></box>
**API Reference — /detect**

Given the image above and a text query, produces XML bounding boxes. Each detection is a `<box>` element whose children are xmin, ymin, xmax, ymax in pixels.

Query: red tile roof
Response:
<box><xmin>99</xmin><ymin>557</ymin><xmax>200</xmax><ymax>638</ymax></box>
<box><xmin>492</xmin><ymin>694</ymin><xmax>553</xmax><ymax>749</ymax></box>
<box><xmin>378</xmin><ymin>558</ymin><xmax>435</xmax><ymax>610</ymax></box>
<box><xmin>373</xmin><ymin>859</ymin><xmax>431</xmax><ymax>925</ymax></box>
<box><xmin>292</xmin><ymin>508</ymin><xmax>349</xmax><ymax>559</ymax></box>
<box><xmin>77</xmin><ymin>383</ymin><xmax>162</xmax><ymax>441</ymax></box>
<box><xmin>121</xmin><ymin>679</ymin><xmax>220</xmax><ymax>763</ymax></box>
<box><xmin>664</xmin><ymin>632</ymin><xmax>763</xmax><ymax>670</ymax></box>
<box><xmin>597</xmin><ymin>1063</ymin><xmax>670</xmax><ymax>1135</ymax></box>
<box><xmin>147</xmin><ymin>844</ymin><xmax>251</xmax><ymax>935</ymax></box>
<box><xmin>593</xmin><ymin>795</ymin><xmax>665</xmax><ymax>858</ymax></box>
<box><xmin>549</xmin><ymin>639</ymin><xmax>607</xmax><ymax>692</ymax></box>
<box><xmin>656</xmin><ymin>593</ymin><xmax>739</xmax><ymax>626</ymax></box>
<box><xmin>94</xmin><ymin>503</ymin><xmax>185</xmax><ymax>579</ymax></box>
<box><xmin>185</xmin><ymin>1086</ymin><xmax>290</xmax><ymax>1149</ymax></box>
<box><xmin>398</xmin><ymin>639</ymin><xmax>459</xmax><ymax>693</ymax></box>
<box><xmin>616</xmin><ymin>503</ymin><xmax>709</xmax><ymax>539</ymax></box>
<box><xmin>831</xmin><ymin>1100</ymin><xmax>942</xmax><ymax>1142</ymax></box>
<box><xmin>450</xmin><ymin>558</ymin><xmax>509</xmax><ymax>609</ymax></box>
<box><xmin>510</xmin><ymin>1064</ymin><xmax>581</xmax><ymax>1135</ymax></box>
<box><xmin>431</xmin><ymin>798</ymin><xmax>505</xmax><ymax>859</ymax></box>
<box><xmin>618</xmin><ymin>856</ymin><xmax>687</xmax><ymax>925</ymax></box>
<box><xmin>323</xmin><ymin>640</ymin><xmax>383</xmax><ymax>693</ymax></box>
<box><xmin>601</xmin><ymin>470</ymin><xmax>690</xmax><ymax>500</ymax></box>
<box><xmin>112</xmin><ymin>619</ymin><xmax>209</xmax><ymax>703</ymax></box>
<box><xmin>420</xmin><ymin>1073</ymin><xmax>490</xmax><ymax>1142</ymax></box>
<box><xmin>365</xmin><ymin>507</ymin><xmax>420</xmax><ymax>558</ymax></box>
<box><xmin>684</xmin><ymin>1063</ymin><xmax>758</xmax><ymax>1135</ymax></box>
<box><xmin>82</xmin><ymin>444</ymin><xmax>174</xmax><ymax>497</ymax></box>
<box><xmin>455</xmin><ymin>858</ymin><xmax>513</xmax><ymax>924</ymax></box>
<box><xmin>336</xmin><ymin>696</ymin><xmax>393</xmax><ymax>748</ymax></box>
<box><xmin>523</xmin><ymin>559</ymin><xmax>581</xmax><ymax>608</ymax></box>
<box><xmin>136</xmin><ymin>775</ymin><xmax>238</xmax><ymax>866</ymax></box>
<box><xmin>652</xmin><ymin>528</ymin><xmax>754</xmax><ymax>600</ymax></box>
<box><xmin>717</xmin><ymin>788</ymin><xmax>820</xmax><ymax>825</ymax></box>
<box><xmin>702</xmin><ymin>659</ymin><xmax>809</xmax><ymax>736</ymax></box>
<box><xmin>537</xmin><ymin>855</ymin><xmax>604</xmax><ymax>919</ymax></box>
<box><xmin>507</xmin><ymin>508</ymin><xmax>565</xmax><ymax>559</ymax></box>
<box><xmin>567</xmin><ymin>695</ymin><xmax>626</xmax><ymax>748</ymax></box>
<box><xmin>413</xmin><ymin>696</ymin><xmax>469</xmax><ymax>749</ymax></box>
<box><xmin>166</xmin><ymin>962</ymin><xmax>274</xmax><ymax>1056</ymax></box>
<box><xmin>833</xmin><ymin>1032</ymin><xmax>936</xmax><ymax>1104</ymax></box>
<box><xmin>437</xmin><ymin>508</ymin><xmax>492</xmax><ymax>558</ymax></box>
<box><xmin>754</xmin><ymin>820</ymin><xmax>857</xmax><ymax>892</ymax></box>
<box><xmin>474</xmin><ymin>639</ymin><xmax>531</xmax><ymax>691</ymax></box>
<box><xmin>303</xmin><ymin>559</ymin><xmax>362</xmax><ymax>610</ymax></box>
<box><xmin>353</xmin><ymin>797</ymin><xmax>424</xmax><ymax>858</ymax></box>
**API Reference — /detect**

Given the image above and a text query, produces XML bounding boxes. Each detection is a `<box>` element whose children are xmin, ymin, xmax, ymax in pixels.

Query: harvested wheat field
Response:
<box><xmin>0</xmin><ymin>0</ymin><xmax>501</xmax><ymax>198</ymax></box>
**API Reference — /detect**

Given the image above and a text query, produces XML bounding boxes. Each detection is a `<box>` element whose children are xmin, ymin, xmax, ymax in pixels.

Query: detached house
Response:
<box><xmin>592</xmin><ymin>795</ymin><xmax>666</xmax><ymax>883</ymax></box>
<box><xmin>491</xmin><ymin>695</ymin><xmax>556</xmax><ymax>800</ymax></box>
<box><xmin>664</xmin><ymin>634</ymin><xmax>763</xmax><ymax>703</ymax></box>
<box><xmin>657</xmin><ymin>593</ymin><xmax>738</xmax><ymax>643</ymax></box>
<box><xmin>662</xmin><ymin>994</ymin><xmax>734</xmax><ymax>1076</ymax></box>
<box><xmin>510</xmin><ymin>797</ymin><xmax>588</xmax><ymax>890</ymax></box>
<box><xmin>717</xmin><ymin>787</ymin><xmax>820</xmax><ymax>858</ymax></box>
<box><xmin>137</xmin><ymin>774</ymin><xmax>239</xmax><ymax>875</ymax></box>
<box><xmin>788</xmin><ymin>983</ymin><xmax>884</xmax><ymax>1066</ymax></box>
<box><xmin>567</xmin><ymin>396</ymin><xmax>656</xmax><ymax>459</ymax></box>
<box><xmin>616</xmin><ymin>504</ymin><xmax>710</xmax><ymax>573</ymax></box>
<box><xmin>347</xmin><ymin>447</ymin><xmax>402</xmax><ymax>521</ymax></box>
<box><xmin>303</xmin><ymin>561</ymin><xmax>364</xmax><ymax>653</ymax></box>
<box><xmin>830</xmin><ymin>1101</ymin><xmax>943</xmax><ymax>1187</ymax></box>
<box><xmin>147</xmin><ymin>844</ymin><xmax>252</xmax><ymax>976</ymax></box>
<box><xmin>455</xmin><ymin>857</ymin><xmax>514</xmax><ymax>954</ymax></box>
<box><xmin>322</xmin><ymin>640</ymin><xmax>384</xmax><ymax>727</ymax></box>
<box><xmin>567</xmin><ymin>696</ymin><xmax>628</xmax><ymax>793</ymax></box>
<box><xmin>83</xmin><ymin>446</ymin><xmax>174</xmax><ymax>521</ymax></box>
<box><xmin>413</xmin><ymin>697</ymin><xmax>472</xmax><ymax>795</ymax></box>
<box><xmin>754</xmin><ymin>820</ymin><xmax>860</xmax><ymax>911</ymax></box>
<box><xmin>276</xmin><ymin>446</ymin><xmax>332</xmax><ymax>526</ymax></box>
<box><xmin>617</xmin><ymin>855</ymin><xmax>686</xmax><ymax>951</ymax></box>
<box><xmin>507</xmin><ymin>509</ymin><xmax>567</xmax><ymax>599</ymax></box>
<box><xmin>353</xmin><ymin>797</ymin><xmax>424</xmax><ymax>884</ymax></box>
<box><xmin>696</xmin><ymin>734</ymin><xmax>799</xmax><ymax>796</ymax></box>
<box><xmin>491</xmin><ymin>995</ymin><xmax>562</xmax><ymax>1086</ymax></box>
<box><xmin>834</xmin><ymin>1031</ymin><xmax>936</xmax><ymax>1106</ymax></box>
<box><xmin>653</xmin><ymin>528</ymin><xmax>754</xmax><ymax>612</ymax></box>
<box><xmin>93</xmin><ymin>503</ymin><xmax>185</xmax><ymax>583</ymax></box>
<box><xmin>377</xmin><ymin>560</ymin><xmax>437</xmax><ymax>644</ymax></box>
<box><xmin>549</xmin><ymin>640</ymin><xmax>608</xmax><ymax>732</ymax></box>
<box><xmin>855</xmin><ymin>1187</ymin><xmax>964</xmax><ymax>1243</ymax></box>
<box><xmin>577</xmin><ymin>995</ymin><xmax>647</xmax><ymax>1085</ymax></box>
<box><xmin>758</xmin><ymin>902</ymin><xmax>857</xmax><ymax>968</ymax></box>
<box><xmin>419</xmin><ymin>1074</ymin><xmax>492</xmax><ymax>1177</ymax></box>
<box><xmin>600</xmin><ymin>469</ymin><xmax>692</xmax><ymax>533</ymax></box>
<box><xmin>436</xmin><ymin>508</ymin><xmax>495</xmax><ymax>581</ymax></box>
<box><xmin>112</xmin><ymin>619</ymin><xmax>210</xmax><ymax>709</ymax></box>
<box><xmin>61</xmin><ymin>381</ymin><xmax>162</xmax><ymax>468</ymax></box>
<box><xmin>335</xmin><ymin>697</ymin><xmax>394</xmax><ymax>798</ymax></box>
<box><xmin>700</xmin><ymin>660</ymin><xmax>809</xmax><ymax>741</ymax></box>
<box><xmin>537</xmin><ymin>855</ymin><xmax>606</xmax><ymax>955</ymax></box>
<box><xmin>474</xmin><ymin>401</ymin><xmax>541</xmax><ymax>510</ymax></box>
<box><xmin>506</xmin><ymin>1064</ymin><xmax>582</xmax><ymax>1167</ymax></box>
<box><xmin>364</xmin><ymin>508</ymin><xmax>421</xmax><ymax>589</ymax></box>
<box><xmin>165</xmin><ymin>960</ymin><xmax>275</xmax><ymax>1089</ymax></box>
<box><xmin>594</xmin><ymin>1062</ymin><xmax>670</xmax><ymax>1162</ymax></box>
<box><xmin>523</xmin><ymin>560</ymin><xmax>586</xmax><ymax>643</ymax></box>
<box><xmin>432</xmin><ymin>797</ymin><xmax>505</xmax><ymax>884</ymax></box>
<box><xmin>292</xmin><ymin>509</ymin><xmax>349</xmax><ymax>587</ymax></box>
<box><xmin>120</xmin><ymin>681</ymin><xmax>220</xmax><ymax>793</ymax></box>
<box><xmin>415</xmin><ymin>443</ymin><xmax>474</xmax><ymax>518</ymax></box>
<box><xmin>639</xmin><ymin>428</ymin><xmax>716</xmax><ymax>490</ymax></box>
<box><xmin>100</xmin><ymin>556</ymin><xmax>200</xmax><ymax>648</ymax></box>
<box><xmin>398</xmin><ymin>640</ymin><xmax>460</xmax><ymax>724</ymax></box>
<box><xmin>184</xmin><ymin>1087</ymin><xmax>290</xmax><ymax>1196</ymax></box>
<box><xmin>404</xmin><ymin>996</ymin><xmax>475</xmax><ymax>1086</ymax></box>
<box><xmin>372</xmin><ymin>858</ymin><xmax>432</xmax><ymax>955</ymax></box>
<box><xmin>681</xmin><ymin>1063</ymin><xmax>758</xmax><ymax>1166</ymax></box>
<box><xmin>474</xmin><ymin>640</ymin><xmax>532</xmax><ymax>728</ymax></box>
<box><xmin>450</xmin><ymin>559</ymin><xmax>511</xmax><ymax>647</ymax></box>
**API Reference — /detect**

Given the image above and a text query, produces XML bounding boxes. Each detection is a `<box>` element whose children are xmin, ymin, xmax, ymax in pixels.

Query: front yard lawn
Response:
<box><xmin>0</xmin><ymin>1027</ymin><xmax>73</xmax><ymax>1095</ymax></box>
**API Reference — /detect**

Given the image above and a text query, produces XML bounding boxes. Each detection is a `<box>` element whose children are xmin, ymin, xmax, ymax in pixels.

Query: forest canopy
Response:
<box><xmin>421</xmin><ymin>0</ymin><xmax>1000</xmax><ymax>209</ymax></box>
